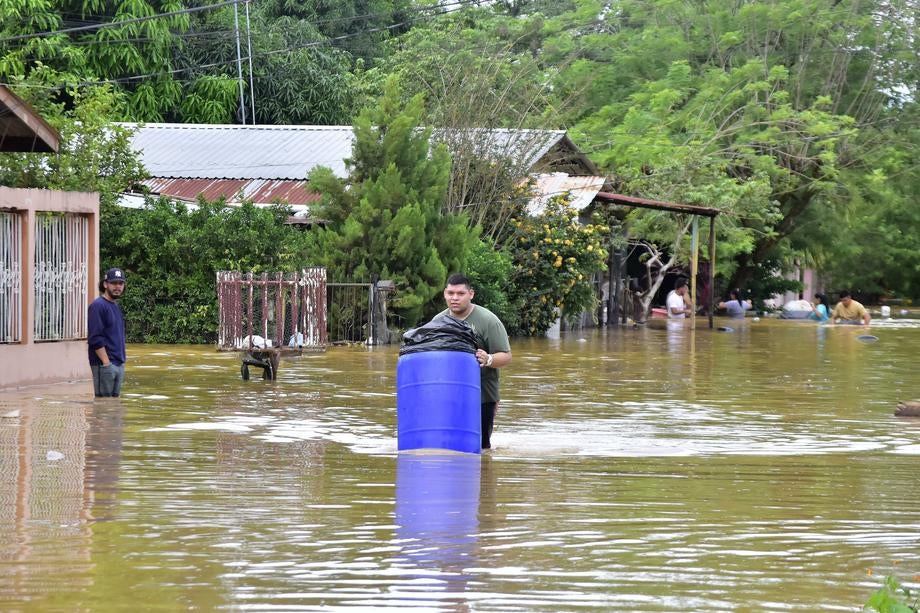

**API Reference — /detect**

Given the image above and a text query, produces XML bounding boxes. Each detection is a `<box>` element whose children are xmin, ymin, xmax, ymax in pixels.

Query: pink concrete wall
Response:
<box><xmin>2</xmin><ymin>341</ymin><xmax>91</xmax><ymax>388</ymax></box>
<box><xmin>0</xmin><ymin>187</ymin><xmax>100</xmax><ymax>391</ymax></box>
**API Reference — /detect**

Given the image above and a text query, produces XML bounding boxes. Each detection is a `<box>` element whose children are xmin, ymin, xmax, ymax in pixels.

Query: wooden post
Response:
<box><xmin>708</xmin><ymin>216</ymin><xmax>716</xmax><ymax>329</ymax></box>
<box><xmin>690</xmin><ymin>217</ymin><xmax>699</xmax><ymax>323</ymax></box>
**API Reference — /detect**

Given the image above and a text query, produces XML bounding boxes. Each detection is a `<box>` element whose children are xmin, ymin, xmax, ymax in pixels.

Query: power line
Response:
<box><xmin>0</xmin><ymin>0</ymin><xmax>244</xmax><ymax>44</ymax></box>
<box><xmin>70</xmin><ymin>1</ymin><xmax>481</xmax><ymax>87</ymax></box>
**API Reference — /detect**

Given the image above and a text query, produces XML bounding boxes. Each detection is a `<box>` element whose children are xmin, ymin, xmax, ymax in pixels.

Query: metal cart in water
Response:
<box><xmin>217</xmin><ymin>269</ymin><xmax>327</xmax><ymax>380</ymax></box>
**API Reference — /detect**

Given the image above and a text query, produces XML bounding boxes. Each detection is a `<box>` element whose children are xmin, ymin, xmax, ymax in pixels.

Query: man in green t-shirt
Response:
<box><xmin>438</xmin><ymin>273</ymin><xmax>512</xmax><ymax>449</ymax></box>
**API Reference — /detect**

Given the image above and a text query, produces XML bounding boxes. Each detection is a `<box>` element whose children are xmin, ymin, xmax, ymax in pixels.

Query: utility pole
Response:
<box><xmin>245</xmin><ymin>0</ymin><xmax>256</xmax><ymax>123</ymax></box>
<box><xmin>233</xmin><ymin>0</ymin><xmax>247</xmax><ymax>124</ymax></box>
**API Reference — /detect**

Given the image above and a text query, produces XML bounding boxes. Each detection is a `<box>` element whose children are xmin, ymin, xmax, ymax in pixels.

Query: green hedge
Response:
<box><xmin>100</xmin><ymin>198</ymin><xmax>318</xmax><ymax>343</ymax></box>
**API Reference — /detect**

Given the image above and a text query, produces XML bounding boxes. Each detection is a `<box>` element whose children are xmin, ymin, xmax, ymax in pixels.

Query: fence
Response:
<box><xmin>326</xmin><ymin>282</ymin><xmax>374</xmax><ymax>343</ymax></box>
<box><xmin>33</xmin><ymin>213</ymin><xmax>89</xmax><ymax>341</ymax></box>
<box><xmin>0</xmin><ymin>211</ymin><xmax>22</xmax><ymax>343</ymax></box>
<box><xmin>217</xmin><ymin>269</ymin><xmax>327</xmax><ymax>351</ymax></box>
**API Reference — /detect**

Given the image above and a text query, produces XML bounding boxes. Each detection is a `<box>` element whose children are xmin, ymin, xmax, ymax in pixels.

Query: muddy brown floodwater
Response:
<box><xmin>2</xmin><ymin>317</ymin><xmax>920</xmax><ymax>611</ymax></box>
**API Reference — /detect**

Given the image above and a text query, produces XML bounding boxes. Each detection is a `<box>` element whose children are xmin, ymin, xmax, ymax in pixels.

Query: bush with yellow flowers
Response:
<box><xmin>506</xmin><ymin>196</ymin><xmax>609</xmax><ymax>336</ymax></box>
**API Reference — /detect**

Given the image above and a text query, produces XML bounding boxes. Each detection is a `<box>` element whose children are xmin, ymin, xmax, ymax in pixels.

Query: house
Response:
<box><xmin>0</xmin><ymin>85</ymin><xmax>101</xmax><ymax>390</ymax></box>
<box><xmin>117</xmin><ymin>123</ymin><xmax>600</xmax><ymax>217</ymax></box>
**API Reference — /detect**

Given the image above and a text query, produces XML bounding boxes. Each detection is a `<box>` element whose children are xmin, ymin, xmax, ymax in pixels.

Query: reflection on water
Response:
<box><xmin>394</xmin><ymin>452</ymin><xmax>480</xmax><ymax>609</ymax></box>
<box><xmin>2</xmin><ymin>319</ymin><xmax>920</xmax><ymax>611</ymax></box>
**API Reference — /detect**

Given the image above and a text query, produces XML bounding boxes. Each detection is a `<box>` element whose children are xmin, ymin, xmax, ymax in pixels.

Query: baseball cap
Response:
<box><xmin>104</xmin><ymin>268</ymin><xmax>126</xmax><ymax>283</ymax></box>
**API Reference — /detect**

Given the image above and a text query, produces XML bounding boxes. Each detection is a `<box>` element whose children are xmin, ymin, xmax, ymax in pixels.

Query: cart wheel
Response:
<box><xmin>241</xmin><ymin>363</ymin><xmax>250</xmax><ymax>381</ymax></box>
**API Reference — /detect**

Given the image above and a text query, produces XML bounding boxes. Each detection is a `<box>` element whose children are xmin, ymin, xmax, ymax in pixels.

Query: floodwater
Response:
<box><xmin>2</xmin><ymin>317</ymin><xmax>920</xmax><ymax>612</ymax></box>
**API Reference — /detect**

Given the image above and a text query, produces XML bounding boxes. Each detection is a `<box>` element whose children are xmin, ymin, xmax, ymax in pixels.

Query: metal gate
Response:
<box><xmin>217</xmin><ymin>269</ymin><xmax>327</xmax><ymax>351</ymax></box>
<box><xmin>326</xmin><ymin>282</ymin><xmax>373</xmax><ymax>343</ymax></box>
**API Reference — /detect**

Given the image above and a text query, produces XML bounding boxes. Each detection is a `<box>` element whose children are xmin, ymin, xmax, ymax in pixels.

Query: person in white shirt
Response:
<box><xmin>666</xmin><ymin>278</ymin><xmax>693</xmax><ymax>319</ymax></box>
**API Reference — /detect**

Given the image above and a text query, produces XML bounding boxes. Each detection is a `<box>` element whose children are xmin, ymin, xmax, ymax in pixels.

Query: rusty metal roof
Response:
<box><xmin>595</xmin><ymin>192</ymin><xmax>721</xmax><ymax>217</ymax></box>
<box><xmin>139</xmin><ymin>177</ymin><xmax>320</xmax><ymax>206</ymax></box>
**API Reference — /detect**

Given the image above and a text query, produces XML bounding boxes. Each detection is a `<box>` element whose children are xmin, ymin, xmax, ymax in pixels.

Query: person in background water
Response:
<box><xmin>831</xmin><ymin>290</ymin><xmax>871</xmax><ymax>325</ymax></box>
<box><xmin>808</xmin><ymin>293</ymin><xmax>830</xmax><ymax>322</ymax></box>
<box><xmin>666</xmin><ymin>277</ymin><xmax>693</xmax><ymax>319</ymax></box>
<box><xmin>88</xmin><ymin>268</ymin><xmax>127</xmax><ymax>397</ymax></box>
<box><xmin>717</xmin><ymin>288</ymin><xmax>752</xmax><ymax>319</ymax></box>
<box><xmin>438</xmin><ymin>273</ymin><xmax>511</xmax><ymax>449</ymax></box>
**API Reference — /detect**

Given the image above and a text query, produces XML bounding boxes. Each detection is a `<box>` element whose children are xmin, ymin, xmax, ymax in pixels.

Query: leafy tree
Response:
<box><xmin>366</xmin><ymin>10</ymin><xmax>575</xmax><ymax>241</ymax></box>
<box><xmin>102</xmin><ymin>198</ymin><xmax>318</xmax><ymax>343</ymax></box>
<box><xmin>464</xmin><ymin>239</ymin><xmax>519</xmax><ymax>334</ymax></box>
<box><xmin>306</xmin><ymin>79</ymin><xmax>479</xmax><ymax>326</ymax></box>
<box><xmin>0</xmin><ymin>0</ymin><xmax>205</xmax><ymax>121</ymax></box>
<box><xmin>258</xmin><ymin>0</ymin><xmax>413</xmax><ymax>66</ymax></box>
<box><xmin>0</xmin><ymin>83</ymin><xmax>145</xmax><ymax>206</ymax></box>
<box><xmin>816</xmin><ymin>125</ymin><xmax>920</xmax><ymax>298</ymax></box>
<box><xmin>562</xmin><ymin>0</ymin><xmax>917</xmax><ymax>293</ymax></box>
<box><xmin>177</xmin><ymin>7</ymin><xmax>359</xmax><ymax>125</ymax></box>
<box><xmin>506</xmin><ymin>196</ymin><xmax>608</xmax><ymax>335</ymax></box>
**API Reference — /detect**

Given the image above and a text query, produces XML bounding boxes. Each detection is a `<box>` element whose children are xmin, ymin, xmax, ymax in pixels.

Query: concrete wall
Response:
<box><xmin>0</xmin><ymin>187</ymin><xmax>100</xmax><ymax>390</ymax></box>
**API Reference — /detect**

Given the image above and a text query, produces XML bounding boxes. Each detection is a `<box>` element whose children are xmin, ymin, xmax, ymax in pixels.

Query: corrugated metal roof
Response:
<box><xmin>120</xmin><ymin>123</ymin><xmax>355</xmax><ymax>180</ymax></box>
<box><xmin>526</xmin><ymin>173</ymin><xmax>608</xmax><ymax>215</ymax></box>
<box><xmin>140</xmin><ymin>177</ymin><xmax>320</xmax><ymax>206</ymax></box>
<box><xmin>431</xmin><ymin>128</ymin><xmax>568</xmax><ymax>172</ymax></box>
<box><xmin>119</xmin><ymin>123</ymin><xmax>571</xmax><ymax>181</ymax></box>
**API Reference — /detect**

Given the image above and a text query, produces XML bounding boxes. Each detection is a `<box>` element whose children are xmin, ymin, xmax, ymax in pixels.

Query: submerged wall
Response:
<box><xmin>0</xmin><ymin>187</ymin><xmax>100</xmax><ymax>390</ymax></box>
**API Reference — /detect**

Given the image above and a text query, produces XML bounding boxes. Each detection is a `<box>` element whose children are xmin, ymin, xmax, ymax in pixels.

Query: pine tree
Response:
<box><xmin>308</xmin><ymin>79</ymin><xmax>478</xmax><ymax>326</ymax></box>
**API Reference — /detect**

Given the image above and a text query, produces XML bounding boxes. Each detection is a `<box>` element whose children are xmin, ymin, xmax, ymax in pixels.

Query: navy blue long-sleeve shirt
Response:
<box><xmin>87</xmin><ymin>297</ymin><xmax>126</xmax><ymax>366</ymax></box>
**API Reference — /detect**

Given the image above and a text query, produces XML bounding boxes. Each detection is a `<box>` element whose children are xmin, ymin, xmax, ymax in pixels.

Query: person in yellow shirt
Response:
<box><xmin>831</xmin><ymin>290</ymin><xmax>871</xmax><ymax>325</ymax></box>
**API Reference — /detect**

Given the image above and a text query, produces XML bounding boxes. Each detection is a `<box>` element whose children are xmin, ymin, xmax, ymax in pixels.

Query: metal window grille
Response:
<box><xmin>33</xmin><ymin>213</ymin><xmax>89</xmax><ymax>341</ymax></box>
<box><xmin>0</xmin><ymin>211</ymin><xmax>23</xmax><ymax>343</ymax></box>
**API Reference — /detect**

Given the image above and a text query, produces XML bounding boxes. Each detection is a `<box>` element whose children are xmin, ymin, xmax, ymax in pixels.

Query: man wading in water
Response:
<box><xmin>437</xmin><ymin>274</ymin><xmax>511</xmax><ymax>449</ymax></box>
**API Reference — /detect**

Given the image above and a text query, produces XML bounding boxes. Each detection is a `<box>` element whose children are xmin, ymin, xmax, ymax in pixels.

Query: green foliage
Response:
<box><xmin>865</xmin><ymin>575</ymin><xmax>919</xmax><ymax>613</ymax></box>
<box><xmin>464</xmin><ymin>240</ymin><xmax>519</xmax><ymax>335</ymax></box>
<box><xmin>101</xmin><ymin>198</ymin><xmax>318</xmax><ymax>343</ymax></box>
<box><xmin>176</xmin><ymin>7</ymin><xmax>359</xmax><ymax>125</ymax></box>
<box><xmin>814</xmin><ymin>122</ymin><xmax>920</xmax><ymax>299</ymax></box>
<box><xmin>739</xmin><ymin>256</ymin><xmax>803</xmax><ymax>311</ymax></box>
<box><xmin>0</xmin><ymin>84</ymin><xmax>145</xmax><ymax>207</ymax></box>
<box><xmin>506</xmin><ymin>196</ymin><xmax>608</xmax><ymax>336</ymax></box>
<box><xmin>305</xmin><ymin>79</ymin><xmax>479</xmax><ymax>326</ymax></box>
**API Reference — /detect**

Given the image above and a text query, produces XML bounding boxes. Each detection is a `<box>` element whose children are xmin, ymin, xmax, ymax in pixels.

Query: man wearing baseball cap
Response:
<box><xmin>87</xmin><ymin>268</ymin><xmax>127</xmax><ymax>397</ymax></box>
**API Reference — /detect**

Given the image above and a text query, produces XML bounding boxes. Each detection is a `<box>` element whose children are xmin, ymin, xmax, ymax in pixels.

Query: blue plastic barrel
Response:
<box><xmin>396</xmin><ymin>351</ymin><xmax>481</xmax><ymax>453</ymax></box>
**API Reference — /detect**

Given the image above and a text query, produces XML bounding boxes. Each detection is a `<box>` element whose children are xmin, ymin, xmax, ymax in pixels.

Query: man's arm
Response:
<box><xmin>476</xmin><ymin>349</ymin><xmax>511</xmax><ymax>369</ymax></box>
<box><xmin>87</xmin><ymin>303</ymin><xmax>110</xmax><ymax>362</ymax></box>
<box><xmin>94</xmin><ymin>346</ymin><xmax>111</xmax><ymax>366</ymax></box>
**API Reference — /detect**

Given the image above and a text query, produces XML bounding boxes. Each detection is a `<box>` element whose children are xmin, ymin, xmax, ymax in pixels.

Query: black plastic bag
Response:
<box><xmin>399</xmin><ymin>314</ymin><xmax>478</xmax><ymax>355</ymax></box>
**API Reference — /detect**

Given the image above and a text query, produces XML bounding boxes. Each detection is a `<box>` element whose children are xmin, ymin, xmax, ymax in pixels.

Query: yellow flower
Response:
<box><xmin>587</xmin><ymin>244</ymin><xmax>593</xmax><ymax>251</ymax></box>
<box><xmin>553</xmin><ymin>257</ymin><xmax>563</xmax><ymax>268</ymax></box>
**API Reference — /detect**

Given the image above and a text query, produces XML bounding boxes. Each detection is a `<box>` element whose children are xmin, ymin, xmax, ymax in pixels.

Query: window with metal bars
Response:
<box><xmin>0</xmin><ymin>210</ymin><xmax>23</xmax><ymax>343</ymax></box>
<box><xmin>33</xmin><ymin>212</ymin><xmax>89</xmax><ymax>342</ymax></box>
